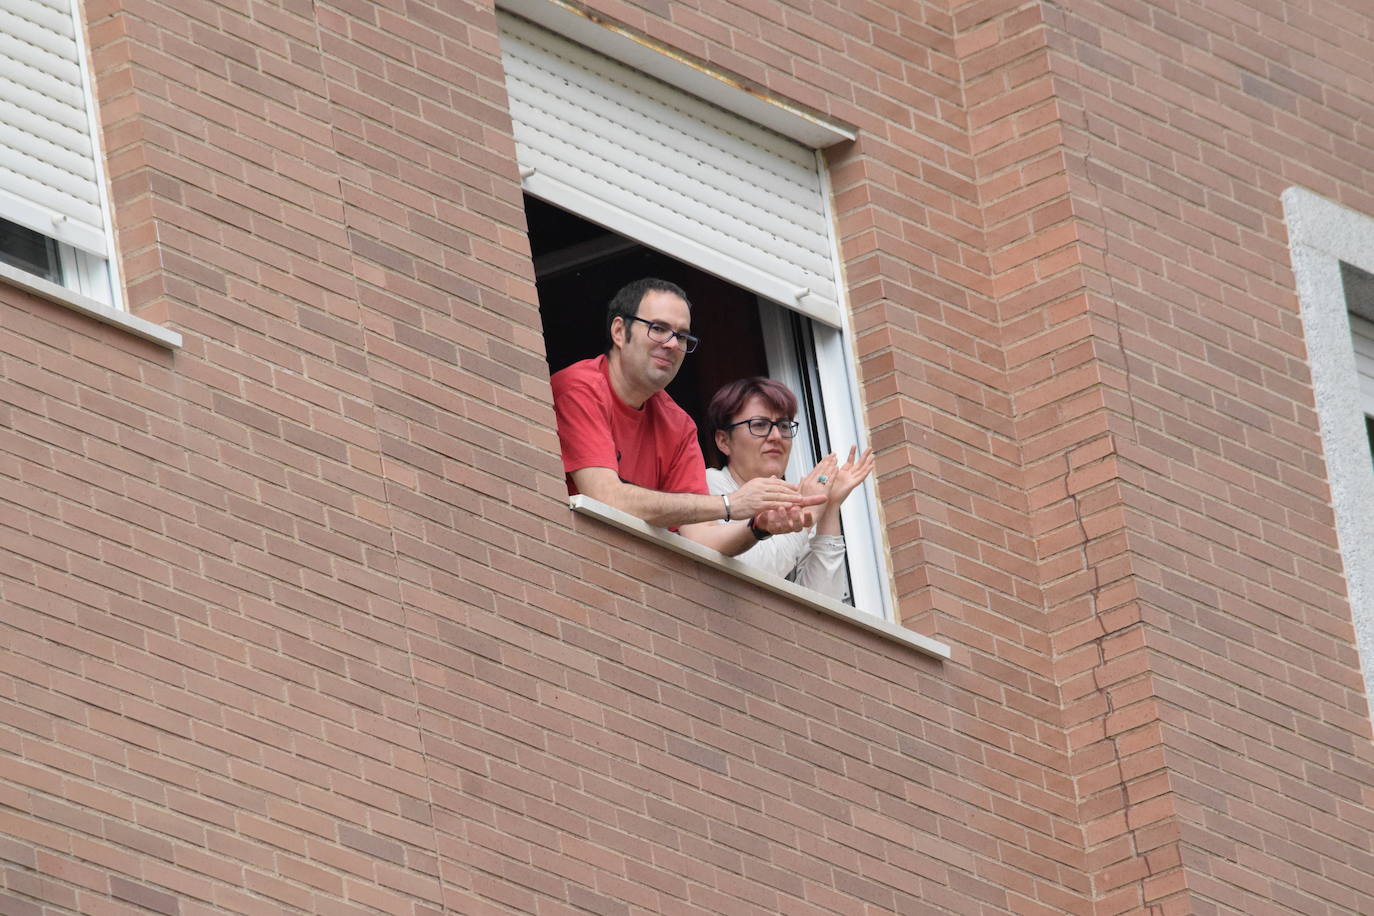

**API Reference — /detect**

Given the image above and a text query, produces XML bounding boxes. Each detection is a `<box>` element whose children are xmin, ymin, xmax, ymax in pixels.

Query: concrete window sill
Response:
<box><xmin>570</xmin><ymin>494</ymin><xmax>951</xmax><ymax>661</ymax></box>
<box><xmin>1</xmin><ymin>261</ymin><xmax>182</xmax><ymax>349</ymax></box>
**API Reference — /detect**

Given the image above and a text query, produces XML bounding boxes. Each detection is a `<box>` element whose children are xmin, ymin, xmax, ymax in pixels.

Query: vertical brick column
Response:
<box><xmin>835</xmin><ymin>0</ymin><xmax>1095</xmax><ymax>910</ymax></box>
<box><xmin>1035</xmin><ymin>0</ymin><xmax>1374</xmax><ymax>912</ymax></box>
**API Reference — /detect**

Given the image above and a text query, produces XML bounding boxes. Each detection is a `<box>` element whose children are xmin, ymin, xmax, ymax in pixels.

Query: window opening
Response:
<box><xmin>527</xmin><ymin>197</ymin><xmax>861</xmax><ymax>605</ymax></box>
<box><xmin>503</xmin><ymin>9</ymin><xmax>890</xmax><ymax>618</ymax></box>
<box><xmin>528</xmin><ymin>196</ymin><xmax>768</xmax><ymax>437</ymax></box>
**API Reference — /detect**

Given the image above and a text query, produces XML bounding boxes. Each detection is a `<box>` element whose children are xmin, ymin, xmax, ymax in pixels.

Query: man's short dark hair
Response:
<box><xmin>606</xmin><ymin>277</ymin><xmax>691</xmax><ymax>346</ymax></box>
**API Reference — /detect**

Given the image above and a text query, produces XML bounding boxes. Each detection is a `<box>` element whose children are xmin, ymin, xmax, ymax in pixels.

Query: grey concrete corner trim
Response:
<box><xmin>1282</xmin><ymin>186</ymin><xmax>1374</xmax><ymax>726</ymax></box>
<box><xmin>569</xmin><ymin>494</ymin><xmax>951</xmax><ymax>661</ymax></box>
<box><xmin>1</xmin><ymin>261</ymin><xmax>182</xmax><ymax>349</ymax></box>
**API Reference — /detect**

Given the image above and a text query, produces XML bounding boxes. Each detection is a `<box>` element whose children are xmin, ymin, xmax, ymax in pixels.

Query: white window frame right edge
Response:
<box><xmin>1282</xmin><ymin>186</ymin><xmax>1374</xmax><ymax>717</ymax></box>
<box><xmin>814</xmin><ymin>152</ymin><xmax>893</xmax><ymax>621</ymax></box>
<box><xmin>69</xmin><ymin>0</ymin><xmax>123</xmax><ymax>308</ymax></box>
<box><xmin>759</xmin><ymin>152</ymin><xmax>894</xmax><ymax>622</ymax></box>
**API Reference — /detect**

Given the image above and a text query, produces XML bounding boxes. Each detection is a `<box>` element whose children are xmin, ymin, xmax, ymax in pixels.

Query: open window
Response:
<box><xmin>499</xmin><ymin>7</ymin><xmax>893</xmax><ymax>619</ymax></box>
<box><xmin>1</xmin><ymin>0</ymin><xmax>118</xmax><ymax>305</ymax></box>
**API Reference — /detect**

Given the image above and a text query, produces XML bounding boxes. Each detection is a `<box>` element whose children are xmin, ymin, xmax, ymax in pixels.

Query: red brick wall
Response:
<box><xmin>1035</xmin><ymin>0</ymin><xmax>1374</xmax><ymax>913</ymax></box>
<box><xmin>2</xmin><ymin>0</ymin><xmax>1373</xmax><ymax>914</ymax></box>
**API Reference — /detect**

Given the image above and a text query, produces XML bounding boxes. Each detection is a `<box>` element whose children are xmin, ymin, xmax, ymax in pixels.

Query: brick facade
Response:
<box><xmin>2</xmin><ymin>1</ymin><xmax>1372</xmax><ymax>914</ymax></box>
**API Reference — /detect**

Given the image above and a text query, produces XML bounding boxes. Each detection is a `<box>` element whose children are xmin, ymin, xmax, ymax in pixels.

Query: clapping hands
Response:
<box><xmin>739</xmin><ymin>447</ymin><xmax>874</xmax><ymax>538</ymax></box>
<box><xmin>802</xmin><ymin>446</ymin><xmax>875</xmax><ymax>507</ymax></box>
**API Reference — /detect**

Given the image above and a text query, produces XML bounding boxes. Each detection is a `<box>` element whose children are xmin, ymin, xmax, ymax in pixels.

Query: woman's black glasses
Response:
<box><xmin>721</xmin><ymin>417</ymin><xmax>800</xmax><ymax>438</ymax></box>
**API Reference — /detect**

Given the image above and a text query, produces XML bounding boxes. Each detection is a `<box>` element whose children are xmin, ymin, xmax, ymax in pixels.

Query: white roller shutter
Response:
<box><xmin>0</xmin><ymin>0</ymin><xmax>106</xmax><ymax>256</ymax></box>
<box><xmin>498</xmin><ymin>13</ymin><xmax>842</xmax><ymax>328</ymax></box>
<box><xmin>1352</xmin><ymin>314</ymin><xmax>1374</xmax><ymax>419</ymax></box>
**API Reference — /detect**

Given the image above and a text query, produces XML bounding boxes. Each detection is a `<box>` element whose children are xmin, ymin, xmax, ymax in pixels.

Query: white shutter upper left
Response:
<box><xmin>0</xmin><ymin>0</ymin><xmax>106</xmax><ymax>256</ymax></box>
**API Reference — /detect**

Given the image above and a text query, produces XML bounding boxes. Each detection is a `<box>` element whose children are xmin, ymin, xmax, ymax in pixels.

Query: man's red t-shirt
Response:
<box><xmin>551</xmin><ymin>354</ymin><xmax>707</xmax><ymax>497</ymax></box>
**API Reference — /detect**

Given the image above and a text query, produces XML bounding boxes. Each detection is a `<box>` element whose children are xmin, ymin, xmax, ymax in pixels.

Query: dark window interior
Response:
<box><xmin>0</xmin><ymin>216</ymin><xmax>60</xmax><ymax>284</ymax></box>
<box><xmin>525</xmin><ymin>197</ymin><xmax>856</xmax><ymax>604</ymax></box>
<box><xmin>525</xmin><ymin>195</ymin><xmax>771</xmax><ymax>463</ymax></box>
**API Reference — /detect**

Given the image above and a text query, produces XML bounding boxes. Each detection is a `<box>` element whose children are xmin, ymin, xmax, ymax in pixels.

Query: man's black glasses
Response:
<box><xmin>721</xmin><ymin>417</ymin><xmax>800</xmax><ymax>439</ymax></box>
<box><xmin>626</xmin><ymin>316</ymin><xmax>699</xmax><ymax>353</ymax></box>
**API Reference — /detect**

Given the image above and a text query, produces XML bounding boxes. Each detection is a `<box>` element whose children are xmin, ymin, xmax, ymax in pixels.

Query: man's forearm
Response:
<box><xmin>625</xmin><ymin>487</ymin><xmax>727</xmax><ymax>527</ymax></box>
<box><xmin>581</xmin><ymin>474</ymin><xmax>762</xmax><ymax>556</ymax></box>
<box><xmin>571</xmin><ymin>468</ymin><xmax>816</xmax><ymax>555</ymax></box>
<box><xmin>582</xmin><ymin>474</ymin><xmax>727</xmax><ymax>528</ymax></box>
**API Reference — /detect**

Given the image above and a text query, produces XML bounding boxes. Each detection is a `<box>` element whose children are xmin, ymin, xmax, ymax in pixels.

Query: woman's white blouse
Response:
<box><xmin>707</xmin><ymin>467</ymin><xmax>847</xmax><ymax>599</ymax></box>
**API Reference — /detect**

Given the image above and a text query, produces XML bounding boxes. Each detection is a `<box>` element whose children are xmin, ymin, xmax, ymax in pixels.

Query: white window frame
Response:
<box><xmin>759</xmin><ymin>293</ymin><xmax>890</xmax><ymax>617</ymax></box>
<box><xmin>1282</xmin><ymin>187</ymin><xmax>1374</xmax><ymax>714</ymax></box>
<box><xmin>501</xmin><ymin>1</ymin><xmax>902</xmax><ymax>624</ymax></box>
<box><xmin>1</xmin><ymin>0</ymin><xmax>121</xmax><ymax>307</ymax></box>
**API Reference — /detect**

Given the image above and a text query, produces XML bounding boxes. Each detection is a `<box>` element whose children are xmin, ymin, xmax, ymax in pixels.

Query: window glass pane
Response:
<box><xmin>529</xmin><ymin>195</ymin><xmax>863</xmax><ymax>606</ymax></box>
<box><xmin>0</xmin><ymin>216</ymin><xmax>61</xmax><ymax>283</ymax></box>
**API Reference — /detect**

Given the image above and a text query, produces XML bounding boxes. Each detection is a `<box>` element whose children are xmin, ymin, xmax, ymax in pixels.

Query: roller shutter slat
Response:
<box><xmin>499</xmin><ymin>14</ymin><xmax>840</xmax><ymax>326</ymax></box>
<box><xmin>0</xmin><ymin>0</ymin><xmax>105</xmax><ymax>256</ymax></box>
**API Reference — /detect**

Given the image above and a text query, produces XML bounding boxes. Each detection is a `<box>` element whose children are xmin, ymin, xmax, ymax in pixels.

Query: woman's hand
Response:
<box><xmin>826</xmin><ymin>446</ymin><xmax>875</xmax><ymax>506</ymax></box>
<box><xmin>800</xmin><ymin>452</ymin><xmax>838</xmax><ymax>500</ymax></box>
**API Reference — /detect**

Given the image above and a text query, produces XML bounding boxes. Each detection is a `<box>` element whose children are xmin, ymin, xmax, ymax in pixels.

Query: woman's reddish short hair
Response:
<box><xmin>705</xmin><ymin>377</ymin><xmax>798</xmax><ymax>466</ymax></box>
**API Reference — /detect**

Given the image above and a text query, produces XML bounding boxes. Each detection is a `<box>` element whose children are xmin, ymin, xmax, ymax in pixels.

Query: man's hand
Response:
<box><xmin>728</xmin><ymin>475</ymin><xmax>824</xmax><ymax>519</ymax></box>
<box><xmin>678</xmin><ymin>476</ymin><xmax>824</xmax><ymax>555</ymax></box>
